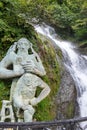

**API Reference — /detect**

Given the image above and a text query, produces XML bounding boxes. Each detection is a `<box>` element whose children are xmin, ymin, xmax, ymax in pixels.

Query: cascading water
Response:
<box><xmin>34</xmin><ymin>23</ymin><xmax>87</xmax><ymax>129</ymax></box>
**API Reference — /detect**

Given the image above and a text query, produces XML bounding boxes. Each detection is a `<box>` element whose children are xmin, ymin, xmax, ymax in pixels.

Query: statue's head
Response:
<box><xmin>17</xmin><ymin>38</ymin><xmax>32</xmax><ymax>50</ymax></box>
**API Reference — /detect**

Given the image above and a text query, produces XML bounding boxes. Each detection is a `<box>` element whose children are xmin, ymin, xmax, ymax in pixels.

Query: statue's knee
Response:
<box><xmin>24</xmin><ymin>105</ymin><xmax>35</xmax><ymax>122</ymax></box>
<box><xmin>27</xmin><ymin>105</ymin><xmax>35</xmax><ymax>115</ymax></box>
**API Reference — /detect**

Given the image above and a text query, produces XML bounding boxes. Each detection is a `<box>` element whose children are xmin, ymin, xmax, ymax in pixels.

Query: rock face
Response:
<box><xmin>55</xmin><ymin>65</ymin><xmax>76</xmax><ymax>119</ymax></box>
<box><xmin>38</xmin><ymin>35</ymin><xmax>77</xmax><ymax>120</ymax></box>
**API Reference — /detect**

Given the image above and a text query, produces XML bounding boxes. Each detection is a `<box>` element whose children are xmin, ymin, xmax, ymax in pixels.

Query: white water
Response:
<box><xmin>35</xmin><ymin>23</ymin><xmax>87</xmax><ymax>129</ymax></box>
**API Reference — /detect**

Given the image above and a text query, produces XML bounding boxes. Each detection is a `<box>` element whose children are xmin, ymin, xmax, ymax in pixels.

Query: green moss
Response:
<box><xmin>34</xmin><ymin>98</ymin><xmax>52</xmax><ymax>121</ymax></box>
<box><xmin>0</xmin><ymin>2</ymin><xmax>3</xmax><ymax>8</ymax></box>
<box><xmin>0</xmin><ymin>80</ymin><xmax>11</xmax><ymax>108</ymax></box>
<box><xmin>66</xmin><ymin>102</ymin><xmax>75</xmax><ymax>118</ymax></box>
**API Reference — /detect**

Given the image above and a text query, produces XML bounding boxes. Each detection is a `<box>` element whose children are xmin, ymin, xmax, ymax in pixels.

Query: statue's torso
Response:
<box><xmin>14</xmin><ymin>73</ymin><xmax>41</xmax><ymax>102</ymax></box>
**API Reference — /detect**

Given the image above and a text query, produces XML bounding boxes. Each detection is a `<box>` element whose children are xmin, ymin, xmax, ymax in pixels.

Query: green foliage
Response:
<box><xmin>49</xmin><ymin>4</ymin><xmax>75</xmax><ymax>28</ymax></box>
<box><xmin>72</xmin><ymin>18</ymin><xmax>87</xmax><ymax>40</ymax></box>
<box><xmin>0</xmin><ymin>1</ymin><xmax>3</xmax><ymax>8</ymax></box>
<box><xmin>34</xmin><ymin>98</ymin><xmax>53</xmax><ymax>121</ymax></box>
<box><xmin>66</xmin><ymin>102</ymin><xmax>75</xmax><ymax>118</ymax></box>
<box><xmin>0</xmin><ymin>0</ymin><xmax>37</xmax><ymax>57</ymax></box>
<box><xmin>1</xmin><ymin>0</ymin><xmax>86</xmax><ymax>43</ymax></box>
<box><xmin>26</xmin><ymin>0</ymin><xmax>87</xmax><ymax>42</ymax></box>
<box><xmin>0</xmin><ymin>80</ymin><xmax>11</xmax><ymax>107</ymax></box>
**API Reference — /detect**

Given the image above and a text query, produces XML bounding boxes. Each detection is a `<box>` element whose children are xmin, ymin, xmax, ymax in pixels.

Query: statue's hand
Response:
<box><xmin>21</xmin><ymin>60</ymin><xmax>35</xmax><ymax>73</ymax></box>
<box><xmin>30</xmin><ymin>97</ymin><xmax>38</xmax><ymax>106</ymax></box>
<box><xmin>14</xmin><ymin>65</ymin><xmax>25</xmax><ymax>76</ymax></box>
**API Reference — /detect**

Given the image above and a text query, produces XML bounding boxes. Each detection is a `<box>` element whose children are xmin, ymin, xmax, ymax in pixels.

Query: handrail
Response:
<box><xmin>0</xmin><ymin>117</ymin><xmax>87</xmax><ymax>128</ymax></box>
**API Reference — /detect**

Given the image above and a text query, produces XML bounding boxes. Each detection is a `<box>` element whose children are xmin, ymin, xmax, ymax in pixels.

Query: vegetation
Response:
<box><xmin>0</xmin><ymin>0</ymin><xmax>87</xmax><ymax>46</ymax></box>
<box><xmin>27</xmin><ymin>0</ymin><xmax>87</xmax><ymax>43</ymax></box>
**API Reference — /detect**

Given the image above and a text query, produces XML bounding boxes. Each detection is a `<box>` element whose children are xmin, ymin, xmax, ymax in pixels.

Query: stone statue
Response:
<box><xmin>13</xmin><ymin>73</ymin><xmax>50</xmax><ymax>122</ymax></box>
<box><xmin>0</xmin><ymin>38</ymin><xmax>50</xmax><ymax>122</ymax></box>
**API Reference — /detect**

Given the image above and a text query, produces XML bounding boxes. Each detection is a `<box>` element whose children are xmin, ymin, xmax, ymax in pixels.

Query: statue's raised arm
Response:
<box><xmin>31</xmin><ymin>45</ymin><xmax>46</xmax><ymax>75</ymax></box>
<box><xmin>20</xmin><ymin>39</ymin><xmax>46</xmax><ymax>76</ymax></box>
<box><xmin>0</xmin><ymin>42</ymin><xmax>24</xmax><ymax>79</ymax></box>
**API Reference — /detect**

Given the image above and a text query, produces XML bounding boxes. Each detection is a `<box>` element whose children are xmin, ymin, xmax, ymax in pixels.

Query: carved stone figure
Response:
<box><xmin>13</xmin><ymin>73</ymin><xmax>50</xmax><ymax>122</ymax></box>
<box><xmin>0</xmin><ymin>38</ymin><xmax>50</xmax><ymax>122</ymax></box>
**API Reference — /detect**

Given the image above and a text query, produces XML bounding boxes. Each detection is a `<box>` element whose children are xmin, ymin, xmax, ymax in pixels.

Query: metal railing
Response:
<box><xmin>0</xmin><ymin>117</ymin><xmax>87</xmax><ymax>130</ymax></box>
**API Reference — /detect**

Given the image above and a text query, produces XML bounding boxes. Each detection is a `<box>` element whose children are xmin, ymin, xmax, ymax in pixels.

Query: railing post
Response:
<box><xmin>18</xmin><ymin>126</ymin><xmax>22</xmax><ymax>130</ymax></box>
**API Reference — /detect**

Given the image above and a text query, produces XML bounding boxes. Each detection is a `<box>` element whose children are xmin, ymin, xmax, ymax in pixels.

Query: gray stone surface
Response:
<box><xmin>56</xmin><ymin>67</ymin><xmax>76</xmax><ymax>119</ymax></box>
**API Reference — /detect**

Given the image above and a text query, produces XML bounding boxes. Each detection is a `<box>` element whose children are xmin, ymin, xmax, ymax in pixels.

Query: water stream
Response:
<box><xmin>34</xmin><ymin>23</ymin><xmax>87</xmax><ymax>129</ymax></box>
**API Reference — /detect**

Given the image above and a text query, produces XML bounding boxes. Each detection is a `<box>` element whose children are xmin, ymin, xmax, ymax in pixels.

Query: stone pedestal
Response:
<box><xmin>0</xmin><ymin>100</ymin><xmax>15</xmax><ymax>122</ymax></box>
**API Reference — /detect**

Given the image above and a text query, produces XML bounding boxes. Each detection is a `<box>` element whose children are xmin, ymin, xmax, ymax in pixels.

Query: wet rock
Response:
<box><xmin>55</xmin><ymin>67</ymin><xmax>76</xmax><ymax>119</ymax></box>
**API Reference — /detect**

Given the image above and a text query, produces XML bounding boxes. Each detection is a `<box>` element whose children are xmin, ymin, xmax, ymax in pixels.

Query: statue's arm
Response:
<box><xmin>37</xmin><ymin>81</ymin><xmax>50</xmax><ymax>103</ymax></box>
<box><xmin>22</xmin><ymin>53</ymin><xmax>46</xmax><ymax>77</ymax></box>
<box><xmin>30</xmin><ymin>79</ymin><xmax>51</xmax><ymax>106</ymax></box>
<box><xmin>32</xmin><ymin>65</ymin><xmax>46</xmax><ymax>77</ymax></box>
<box><xmin>22</xmin><ymin>61</ymin><xmax>46</xmax><ymax>77</ymax></box>
<box><xmin>0</xmin><ymin>52</ymin><xmax>24</xmax><ymax>79</ymax></box>
<box><xmin>6</xmin><ymin>42</ymin><xmax>17</xmax><ymax>55</ymax></box>
<box><xmin>34</xmin><ymin>54</ymin><xmax>46</xmax><ymax>76</ymax></box>
<box><xmin>0</xmin><ymin>67</ymin><xmax>19</xmax><ymax>79</ymax></box>
<box><xmin>31</xmin><ymin>47</ymin><xmax>46</xmax><ymax>76</ymax></box>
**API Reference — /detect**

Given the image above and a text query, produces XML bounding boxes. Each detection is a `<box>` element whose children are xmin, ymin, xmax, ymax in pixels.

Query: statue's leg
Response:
<box><xmin>10</xmin><ymin>78</ymin><xmax>18</xmax><ymax>101</ymax></box>
<box><xmin>24</xmin><ymin>105</ymin><xmax>35</xmax><ymax>122</ymax></box>
<box><xmin>16</xmin><ymin>108</ymin><xmax>24</xmax><ymax>122</ymax></box>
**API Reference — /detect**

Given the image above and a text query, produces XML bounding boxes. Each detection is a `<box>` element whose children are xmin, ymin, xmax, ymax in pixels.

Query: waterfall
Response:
<box><xmin>34</xmin><ymin>23</ymin><xmax>87</xmax><ymax>129</ymax></box>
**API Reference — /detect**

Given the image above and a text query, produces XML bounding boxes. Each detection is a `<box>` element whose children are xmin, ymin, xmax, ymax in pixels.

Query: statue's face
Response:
<box><xmin>17</xmin><ymin>38</ymin><xmax>31</xmax><ymax>50</ymax></box>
